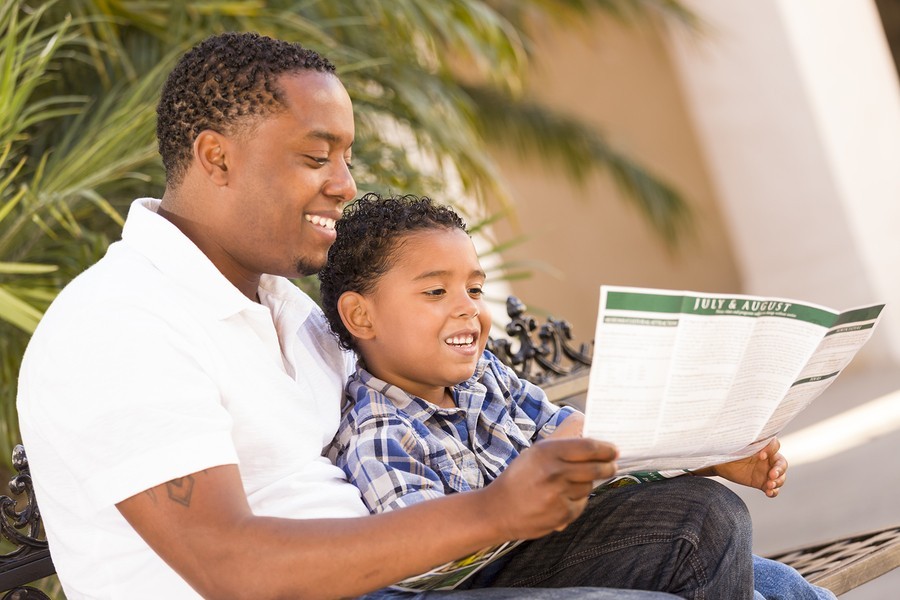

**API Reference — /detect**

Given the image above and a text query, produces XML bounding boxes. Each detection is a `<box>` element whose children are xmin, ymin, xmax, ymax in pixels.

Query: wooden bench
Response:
<box><xmin>2</xmin><ymin>296</ymin><xmax>897</xmax><ymax>598</ymax></box>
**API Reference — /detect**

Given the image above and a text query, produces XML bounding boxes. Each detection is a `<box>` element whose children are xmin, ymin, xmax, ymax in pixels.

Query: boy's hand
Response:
<box><xmin>547</xmin><ymin>411</ymin><xmax>585</xmax><ymax>439</ymax></box>
<box><xmin>695</xmin><ymin>438</ymin><xmax>788</xmax><ymax>498</ymax></box>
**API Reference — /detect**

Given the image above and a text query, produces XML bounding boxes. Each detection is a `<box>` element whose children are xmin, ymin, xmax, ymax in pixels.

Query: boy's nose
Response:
<box><xmin>455</xmin><ymin>296</ymin><xmax>480</xmax><ymax>318</ymax></box>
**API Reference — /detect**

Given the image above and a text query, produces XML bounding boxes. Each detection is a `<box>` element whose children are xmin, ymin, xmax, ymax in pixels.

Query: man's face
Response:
<box><xmin>215</xmin><ymin>71</ymin><xmax>357</xmax><ymax>281</ymax></box>
<box><xmin>357</xmin><ymin>228</ymin><xmax>492</xmax><ymax>405</ymax></box>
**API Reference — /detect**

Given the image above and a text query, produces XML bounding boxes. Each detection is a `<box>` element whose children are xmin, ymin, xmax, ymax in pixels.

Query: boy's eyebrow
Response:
<box><xmin>414</xmin><ymin>269</ymin><xmax>486</xmax><ymax>281</ymax></box>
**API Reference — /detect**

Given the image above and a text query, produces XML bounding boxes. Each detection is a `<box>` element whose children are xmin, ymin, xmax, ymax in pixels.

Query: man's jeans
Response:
<box><xmin>360</xmin><ymin>476</ymin><xmax>754</xmax><ymax>599</ymax></box>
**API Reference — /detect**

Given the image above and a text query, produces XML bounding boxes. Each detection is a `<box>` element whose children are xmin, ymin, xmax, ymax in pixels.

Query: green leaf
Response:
<box><xmin>0</xmin><ymin>284</ymin><xmax>43</xmax><ymax>333</ymax></box>
<box><xmin>0</xmin><ymin>261</ymin><xmax>58</xmax><ymax>274</ymax></box>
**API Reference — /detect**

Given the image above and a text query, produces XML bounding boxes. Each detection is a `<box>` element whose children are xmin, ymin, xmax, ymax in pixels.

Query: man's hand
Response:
<box><xmin>479</xmin><ymin>437</ymin><xmax>618</xmax><ymax>540</ymax></box>
<box><xmin>695</xmin><ymin>438</ymin><xmax>787</xmax><ymax>498</ymax></box>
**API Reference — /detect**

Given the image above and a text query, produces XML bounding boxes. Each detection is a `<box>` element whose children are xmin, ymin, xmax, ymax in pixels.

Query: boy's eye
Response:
<box><xmin>305</xmin><ymin>155</ymin><xmax>328</xmax><ymax>166</ymax></box>
<box><xmin>424</xmin><ymin>289</ymin><xmax>446</xmax><ymax>297</ymax></box>
<box><xmin>468</xmin><ymin>287</ymin><xmax>484</xmax><ymax>297</ymax></box>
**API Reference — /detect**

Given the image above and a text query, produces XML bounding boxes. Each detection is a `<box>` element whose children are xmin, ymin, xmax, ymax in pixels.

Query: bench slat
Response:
<box><xmin>768</xmin><ymin>526</ymin><xmax>900</xmax><ymax>596</ymax></box>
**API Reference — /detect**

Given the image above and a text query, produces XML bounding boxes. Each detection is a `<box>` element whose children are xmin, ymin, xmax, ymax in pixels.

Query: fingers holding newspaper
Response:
<box><xmin>482</xmin><ymin>437</ymin><xmax>619</xmax><ymax>539</ymax></box>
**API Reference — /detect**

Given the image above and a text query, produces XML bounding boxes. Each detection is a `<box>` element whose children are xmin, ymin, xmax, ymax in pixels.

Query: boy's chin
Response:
<box><xmin>447</xmin><ymin>365</ymin><xmax>478</xmax><ymax>385</ymax></box>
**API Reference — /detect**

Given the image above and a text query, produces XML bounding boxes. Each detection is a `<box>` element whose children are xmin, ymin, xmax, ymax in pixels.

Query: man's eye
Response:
<box><xmin>306</xmin><ymin>156</ymin><xmax>328</xmax><ymax>166</ymax></box>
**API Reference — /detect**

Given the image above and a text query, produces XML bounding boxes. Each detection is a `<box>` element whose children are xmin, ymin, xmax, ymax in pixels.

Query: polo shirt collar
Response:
<box><xmin>121</xmin><ymin>198</ymin><xmax>297</xmax><ymax>321</ymax></box>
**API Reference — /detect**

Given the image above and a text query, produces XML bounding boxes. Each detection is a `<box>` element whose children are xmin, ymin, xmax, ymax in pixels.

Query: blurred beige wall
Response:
<box><xmin>492</xmin><ymin>14</ymin><xmax>740</xmax><ymax>341</ymax></box>
<box><xmin>667</xmin><ymin>0</ymin><xmax>900</xmax><ymax>367</ymax></box>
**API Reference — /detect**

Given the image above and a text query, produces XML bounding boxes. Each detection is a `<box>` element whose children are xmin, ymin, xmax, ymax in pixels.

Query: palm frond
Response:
<box><xmin>0</xmin><ymin>0</ymin><xmax>699</xmax><ymax>466</ymax></box>
<box><xmin>463</xmin><ymin>83</ymin><xmax>693</xmax><ymax>245</ymax></box>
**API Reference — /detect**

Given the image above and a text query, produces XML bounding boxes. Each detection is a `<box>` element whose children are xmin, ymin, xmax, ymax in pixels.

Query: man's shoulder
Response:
<box><xmin>44</xmin><ymin>240</ymin><xmax>194</xmax><ymax>325</ymax></box>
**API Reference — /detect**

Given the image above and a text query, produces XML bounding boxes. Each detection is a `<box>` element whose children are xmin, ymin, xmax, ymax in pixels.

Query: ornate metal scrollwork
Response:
<box><xmin>0</xmin><ymin>446</ymin><xmax>47</xmax><ymax>559</ymax></box>
<box><xmin>1</xmin><ymin>587</ymin><xmax>51</xmax><ymax>600</ymax></box>
<box><xmin>488</xmin><ymin>296</ymin><xmax>593</xmax><ymax>384</ymax></box>
<box><xmin>0</xmin><ymin>445</ymin><xmax>51</xmax><ymax>598</ymax></box>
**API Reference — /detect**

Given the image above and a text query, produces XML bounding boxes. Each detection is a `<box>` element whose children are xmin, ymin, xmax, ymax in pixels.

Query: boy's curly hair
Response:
<box><xmin>318</xmin><ymin>192</ymin><xmax>468</xmax><ymax>353</ymax></box>
<box><xmin>157</xmin><ymin>31</ymin><xmax>335</xmax><ymax>185</ymax></box>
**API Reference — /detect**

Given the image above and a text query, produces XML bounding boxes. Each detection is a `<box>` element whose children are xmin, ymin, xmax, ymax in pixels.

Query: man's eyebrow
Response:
<box><xmin>413</xmin><ymin>269</ymin><xmax>486</xmax><ymax>281</ymax></box>
<box><xmin>306</xmin><ymin>130</ymin><xmax>353</xmax><ymax>146</ymax></box>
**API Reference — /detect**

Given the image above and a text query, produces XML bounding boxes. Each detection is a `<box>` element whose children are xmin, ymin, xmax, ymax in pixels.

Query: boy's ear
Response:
<box><xmin>337</xmin><ymin>292</ymin><xmax>375</xmax><ymax>341</ymax></box>
<box><xmin>194</xmin><ymin>130</ymin><xmax>230</xmax><ymax>186</ymax></box>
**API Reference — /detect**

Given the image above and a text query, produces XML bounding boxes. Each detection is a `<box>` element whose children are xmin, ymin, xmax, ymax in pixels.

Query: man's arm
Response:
<box><xmin>117</xmin><ymin>436</ymin><xmax>618</xmax><ymax>600</ymax></box>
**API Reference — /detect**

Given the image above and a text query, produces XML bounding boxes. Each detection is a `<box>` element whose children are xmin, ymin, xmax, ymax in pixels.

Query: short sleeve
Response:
<box><xmin>18</xmin><ymin>300</ymin><xmax>238</xmax><ymax>508</ymax></box>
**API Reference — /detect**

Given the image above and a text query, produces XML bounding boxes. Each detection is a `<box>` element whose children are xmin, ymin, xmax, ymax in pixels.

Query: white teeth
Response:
<box><xmin>306</xmin><ymin>214</ymin><xmax>336</xmax><ymax>230</ymax></box>
<box><xmin>445</xmin><ymin>335</ymin><xmax>475</xmax><ymax>346</ymax></box>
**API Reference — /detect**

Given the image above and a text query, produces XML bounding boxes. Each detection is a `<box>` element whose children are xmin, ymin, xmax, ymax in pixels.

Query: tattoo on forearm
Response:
<box><xmin>144</xmin><ymin>488</ymin><xmax>158</xmax><ymax>504</ymax></box>
<box><xmin>166</xmin><ymin>476</ymin><xmax>195</xmax><ymax>507</ymax></box>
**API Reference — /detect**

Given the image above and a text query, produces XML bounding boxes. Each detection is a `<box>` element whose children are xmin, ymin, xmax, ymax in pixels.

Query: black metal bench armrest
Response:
<box><xmin>0</xmin><ymin>446</ymin><xmax>54</xmax><ymax>597</ymax></box>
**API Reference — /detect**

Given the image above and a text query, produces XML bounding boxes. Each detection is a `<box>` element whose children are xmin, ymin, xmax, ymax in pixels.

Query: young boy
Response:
<box><xmin>319</xmin><ymin>192</ymin><xmax>835</xmax><ymax>600</ymax></box>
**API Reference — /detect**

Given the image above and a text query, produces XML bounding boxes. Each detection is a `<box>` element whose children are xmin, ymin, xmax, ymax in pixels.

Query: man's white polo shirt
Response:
<box><xmin>17</xmin><ymin>198</ymin><xmax>368</xmax><ymax>599</ymax></box>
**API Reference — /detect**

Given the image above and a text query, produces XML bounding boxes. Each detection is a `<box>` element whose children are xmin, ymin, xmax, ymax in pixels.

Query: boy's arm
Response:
<box><xmin>336</xmin><ymin>412</ymin><xmax>450</xmax><ymax>512</ymax></box>
<box><xmin>486</xmin><ymin>352</ymin><xmax>576</xmax><ymax>439</ymax></box>
<box><xmin>118</xmin><ymin>437</ymin><xmax>618</xmax><ymax>600</ymax></box>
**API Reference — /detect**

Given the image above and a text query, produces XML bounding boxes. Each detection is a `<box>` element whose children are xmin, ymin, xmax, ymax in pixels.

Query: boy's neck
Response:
<box><xmin>433</xmin><ymin>387</ymin><xmax>456</xmax><ymax>410</ymax></box>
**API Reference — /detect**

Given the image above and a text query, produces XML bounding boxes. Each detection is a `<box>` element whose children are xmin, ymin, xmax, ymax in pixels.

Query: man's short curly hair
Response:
<box><xmin>156</xmin><ymin>31</ymin><xmax>336</xmax><ymax>185</ymax></box>
<box><xmin>318</xmin><ymin>192</ymin><xmax>469</xmax><ymax>353</ymax></box>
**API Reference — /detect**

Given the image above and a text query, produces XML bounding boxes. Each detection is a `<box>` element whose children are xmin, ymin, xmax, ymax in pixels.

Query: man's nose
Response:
<box><xmin>326</xmin><ymin>161</ymin><xmax>357</xmax><ymax>203</ymax></box>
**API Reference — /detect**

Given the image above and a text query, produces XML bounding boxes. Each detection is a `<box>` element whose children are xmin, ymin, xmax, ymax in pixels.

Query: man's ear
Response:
<box><xmin>194</xmin><ymin>130</ymin><xmax>230</xmax><ymax>186</ymax></box>
<box><xmin>338</xmin><ymin>292</ymin><xmax>375</xmax><ymax>341</ymax></box>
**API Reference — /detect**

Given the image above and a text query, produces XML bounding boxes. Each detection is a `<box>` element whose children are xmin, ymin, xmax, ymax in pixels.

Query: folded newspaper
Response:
<box><xmin>393</xmin><ymin>285</ymin><xmax>884</xmax><ymax>591</ymax></box>
<box><xmin>583</xmin><ymin>285</ymin><xmax>885</xmax><ymax>474</ymax></box>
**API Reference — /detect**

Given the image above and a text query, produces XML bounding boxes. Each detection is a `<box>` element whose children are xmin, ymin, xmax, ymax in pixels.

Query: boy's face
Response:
<box><xmin>355</xmin><ymin>228</ymin><xmax>491</xmax><ymax>405</ymax></box>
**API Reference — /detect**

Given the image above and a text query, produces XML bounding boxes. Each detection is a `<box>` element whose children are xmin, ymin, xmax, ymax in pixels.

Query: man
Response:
<box><xmin>17</xmin><ymin>32</ymin><xmax>753</xmax><ymax>599</ymax></box>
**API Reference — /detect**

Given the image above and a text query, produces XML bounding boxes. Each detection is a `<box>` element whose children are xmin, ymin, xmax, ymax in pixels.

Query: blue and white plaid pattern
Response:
<box><xmin>327</xmin><ymin>350</ymin><xmax>575</xmax><ymax>513</ymax></box>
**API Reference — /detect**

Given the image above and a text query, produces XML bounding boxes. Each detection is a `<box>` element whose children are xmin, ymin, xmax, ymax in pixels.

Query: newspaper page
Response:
<box><xmin>583</xmin><ymin>286</ymin><xmax>884</xmax><ymax>474</ymax></box>
<box><xmin>391</xmin><ymin>540</ymin><xmax>524</xmax><ymax>592</ymax></box>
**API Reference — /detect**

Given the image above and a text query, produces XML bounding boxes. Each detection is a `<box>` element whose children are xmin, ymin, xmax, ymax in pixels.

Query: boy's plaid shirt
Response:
<box><xmin>327</xmin><ymin>350</ymin><xmax>575</xmax><ymax>513</ymax></box>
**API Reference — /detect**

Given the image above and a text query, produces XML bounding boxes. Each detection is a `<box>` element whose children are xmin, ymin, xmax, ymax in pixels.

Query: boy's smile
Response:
<box><xmin>354</xmin><ymin>228</ymin><xmax>491</xmax><ymax>407</ymax></box>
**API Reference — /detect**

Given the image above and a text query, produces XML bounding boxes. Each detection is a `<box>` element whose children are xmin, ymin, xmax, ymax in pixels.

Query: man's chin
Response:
<box><xmin>294</xmin><ymin>257</ymin><xmax>326</xmax><ymax>277</ymax></box>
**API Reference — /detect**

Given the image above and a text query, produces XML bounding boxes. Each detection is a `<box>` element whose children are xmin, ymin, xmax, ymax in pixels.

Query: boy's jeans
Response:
<box><xmin>753</xmin><ymin>555</ymin><xmax>838</xmax><ymax>599</ymax></box>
